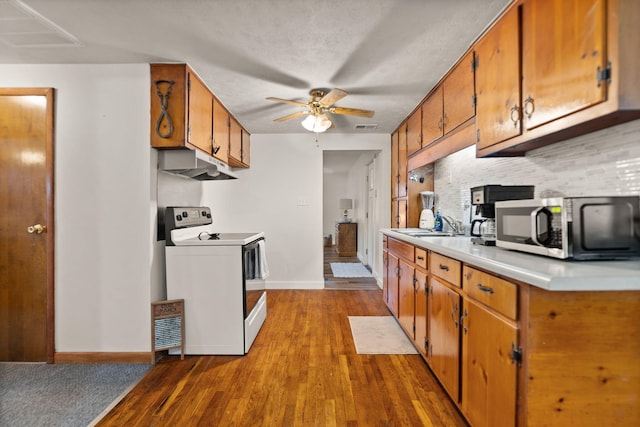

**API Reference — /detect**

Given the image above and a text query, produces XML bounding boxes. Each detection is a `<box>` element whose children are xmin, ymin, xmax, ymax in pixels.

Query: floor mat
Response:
<box><xmin>330</xmin><ymin>262</ymin><xmax>373</xmax><ymax>278</ymax></box>
<box><xmin>348</xmin><ymin>316</ymin><xmax>419</xmax><ymax>354</ymax></box>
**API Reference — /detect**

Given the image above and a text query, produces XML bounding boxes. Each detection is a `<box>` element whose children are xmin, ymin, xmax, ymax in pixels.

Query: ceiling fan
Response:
<box><xmin>266</xmin><ymin>88</ymin><xmax>375</xmax><ymax>132</ymax></box>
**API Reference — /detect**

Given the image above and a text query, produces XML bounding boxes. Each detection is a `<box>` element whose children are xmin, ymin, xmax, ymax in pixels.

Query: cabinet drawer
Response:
<box><xmin>463</xmin><ymin>265</ymin><xmax>517</xmax><ymax>320</ymax></box>
<box><xmin>430</xmin><ymin>252</ymin><xmax>461</xmax><ymax>287</ymax></box>
<box><xmin>388</xmin><ymin>238</ymin><xmax>414</xmax><ymax>262</ymax></box>
<box><xmin>415</xmin><ymin>248</ymin><xmax>428</xmax><ymax>270</ymax></box>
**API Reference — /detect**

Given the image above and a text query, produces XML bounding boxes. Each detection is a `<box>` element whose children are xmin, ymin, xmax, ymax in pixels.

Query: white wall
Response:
<box><xmin>3</xmin><ymin>64</ymin><xmax>152</xmax><ymax>352</ymax></box>
<box><xmin>199</xmin><ymin>133</ymin><xmax>391</xmax><ymax>288</ymax></box>
<box><xmin>323</xmin><ymin>170</ymin><xmax>349</xmax><ymax>241</ymax></box>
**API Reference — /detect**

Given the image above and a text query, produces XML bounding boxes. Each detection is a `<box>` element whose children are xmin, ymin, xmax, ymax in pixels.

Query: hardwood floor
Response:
<box><xmin>324</xmin><ymin>245</ymin><xmax>380</xmax><ymax>290</ymax></box>
<box><xmin>97</xmin><ymin>290</ymin><xmax>468</xmax><ymax>426</ymax></box>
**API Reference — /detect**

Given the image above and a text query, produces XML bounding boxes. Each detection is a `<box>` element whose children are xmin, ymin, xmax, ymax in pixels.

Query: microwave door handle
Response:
<box><xmin>530</xmin><ymin>207</ymin><xmax>545</xmax><ymax>246</ymax></box>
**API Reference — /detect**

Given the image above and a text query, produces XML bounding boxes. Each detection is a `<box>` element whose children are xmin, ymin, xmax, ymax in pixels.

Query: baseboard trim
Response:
<box><xmin>54</xmin><ymin>352</ymin><xmax>151</xmax><ymax>364</ymax></box>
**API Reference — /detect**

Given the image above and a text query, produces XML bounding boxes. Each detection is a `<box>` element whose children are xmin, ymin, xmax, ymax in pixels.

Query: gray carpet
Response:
<box><xmin>0</xmin><ymin>363</ymin><xmax>152</xmax><ymax>427</ymax></box>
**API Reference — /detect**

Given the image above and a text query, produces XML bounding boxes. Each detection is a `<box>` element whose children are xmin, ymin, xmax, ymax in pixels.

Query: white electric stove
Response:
<box><xmin>164</xmin><ymin>207</ymin><xmax>268</xmax><ymax>355</ymax></box>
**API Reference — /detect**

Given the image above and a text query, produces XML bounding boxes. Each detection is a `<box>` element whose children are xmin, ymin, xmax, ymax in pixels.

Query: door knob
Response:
<box><xmin>27</xmin><ymin>224</ymin><xmax>46</xmax><ymax>234</ymax></box>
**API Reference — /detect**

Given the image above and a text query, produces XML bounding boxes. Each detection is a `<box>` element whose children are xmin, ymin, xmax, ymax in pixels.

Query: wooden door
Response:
<box><xmin>386</xmin><ymin>253</ymin><xmax>399</xmax><ymax>317</ymax></box>
<box><xmin>429</xmin><ymin>277</ymin><xmax>461</xmax><ymax>401</ymax></box>
<box><xmin>406</xmin><ymin>108</ymin><xmax>422</xmax><ymax>156</ymax></box>
<box><xmin>421</xmin><ymin>86</ymin><xmax>443</xmax><ymax>147</ymax></box>
<box><xmin>522</xmin><ymin>0</ymin><xmax>607</xmax><ymax>130</ymax></box>
<box><xmin>475</xmin><ymin>5</ymin><xmax>521</xmax><ymax>149</ymax></box>
<box><xmin>397</xmin><ymin>123</ymin><xmax>407</xmax><ymax>198</ymax></box>
<box><xmin>213</xmin><ymin>97</ymin><xmax>230</xmax><ymax>162</ymax></box>
<box><xmin>414</xmin><ymin>268</ymin><xmax>428</xmax><ymax>356</ymax></box>
<box><xmin>443</xmin><ymin>51</ymin><xmax>476</xmax><ymax>133</ymax></box>
<box><xmin>397</xmin><ymin>259</ymin><xmax>415</xmax><ymax>338</ymax></box>
<box><xmin>461</xmin><ymin>299</ymin><xmax>518</xmax><ymax>427</ymax></box>
<box><xmin>0</xmin><ymin>88</ymin><xmax>54</xmax><ymax>362</ymax></box>
<box><xmin>187</xmin><ymin>71</ymin><xmax>213</xmax><ymax>154</ymax></box>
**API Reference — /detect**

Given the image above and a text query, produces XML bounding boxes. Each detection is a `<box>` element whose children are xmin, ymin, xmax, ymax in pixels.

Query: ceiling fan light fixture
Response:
<box><xmin>301</xmin><ymin>113</ymin><xmax>332</xmax><ymax>133</ymax></box>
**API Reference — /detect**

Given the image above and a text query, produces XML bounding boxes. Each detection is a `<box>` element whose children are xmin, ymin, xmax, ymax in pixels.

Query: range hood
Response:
<box><xmin>158</xmin><ymin>149</ymin><xmax>238</xmax><ymax>181</ymax></box>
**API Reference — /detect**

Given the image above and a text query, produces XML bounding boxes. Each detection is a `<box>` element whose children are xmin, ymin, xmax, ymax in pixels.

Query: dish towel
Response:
<box><xmin>257</xmin><ymin>240</ymin><xmax>270</xmax><ymax>279</ymax></box>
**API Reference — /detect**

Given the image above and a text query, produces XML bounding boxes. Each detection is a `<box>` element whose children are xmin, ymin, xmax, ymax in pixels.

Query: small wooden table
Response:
<box><xmin>335</xmin><ymin>222</ymin><xmax>357</xmax><ymax>256</ymax></box>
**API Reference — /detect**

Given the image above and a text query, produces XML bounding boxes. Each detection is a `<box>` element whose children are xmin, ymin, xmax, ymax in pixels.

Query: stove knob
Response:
<box><xmin>201</xmin><ymin>210</ymin><xmax>207</xmax><ymax>217</ymax></box>
<box><xmin>176</xmin><ymin>215</ymin><xmax>182</xmax><ymax>221</ymax></box>
<box><xmin>182</xmin><ymin>211</ymin><xmax>188</xmax><ymax>218</ymax></box>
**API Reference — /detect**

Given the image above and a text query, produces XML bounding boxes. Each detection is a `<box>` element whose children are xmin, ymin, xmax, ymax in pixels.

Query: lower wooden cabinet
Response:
<box><xmin>397</xmin><ymin>258</ymin><xmax>415</xmax><ymax>339</ymax></box>
<box><xmin>428</xmin><ymin>277</ymin><xmax>461</xmax><ymax>401</ymax></box>
<box><xmin>386</xmin><ymin>252</ymin><xmax>399</xmax><ymax>317</ymax></box>
<box><xmin>335</xmin><ymin>222</ymin><xmax>357</xmax><ymax>256</ymax></box>
<box><xmin>414</xmin><ymin>268</ymin><xmax>428</xmax><ymax>356</ymax></box>
<box><xmin>461</xmin><ymin>298</ymin><xmax>518</xmax><ymax>427</ymax></box>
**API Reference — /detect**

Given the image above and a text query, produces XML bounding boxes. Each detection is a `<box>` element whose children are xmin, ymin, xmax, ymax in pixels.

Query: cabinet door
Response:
<box><xmin>522</xmin><ymin>0</ymin><xmax>606</xmax><ymax>130</ymax></box>
<box><xmin>397</xmin><ymin>199</ymin><xmax>407</xmax><ymax>229</ymax></box>
<box><xmin>228</xmin><ymin>116</ymin><xmax>243</xmax><ymax>167</ymax></box>
<box><xmin>397</xmin><ymin>259</ymin><xmax>415</xmax><ymax>338</ymax></box>
<box><xmin>475</xmin><ymin>6</ymin><xmax>521</xmax><ymax>150</ymax></box>
<box><xmin>429</xmin><ymin>277</ymin><xmax>461</xmax><ymax>401</ymax></box>
<box><xmin>241</xmin><ymin>129</ymin><xmax>250</xmax><ymax>166</ymax></box>
<box><xmin>391</xmin><ymin>131</ymin><xmax>399</xmax><ymax>199</ymax></box>
<box><xmin>187</xmin><ymin>71</ymin><xmax>214</xmax><ymax>154</ymax></box>
<box><xmin>406</xmin><ymin>108</ymin><xmax>422</xmax><ymax>156</ymax></box>
<box><xmin>382</xmin><ymin>249</ymin><xmax>389</xmax><ymax>304</ymax></box>
<box><xmin>414</xmin><ymin>268</ymin><xmax>428</xmax><ymax>356</ymax></box>
<box><xmin>443</xmin><ymin>51</ymin><xmax>475</xmax><ymax>134</ymax></box>
<box><xmin>386</xmin><ymin>253</ymin><xmax>399</xmax><ymax>317</ymax></box>
<box><xmin>397</xmin><ymin>123</ymin><xmax>407</xmax><ymax>198</ymax></box>
<box><xmin>421</xmin><ymin>86</ymin><xmax>444</xmax><ymax>147</ymax></box>
<box><xmin>462</xmin><ymin>299</ymin><xmax>518</xmax><ymax>427</ymax></box>
<box><xmin>212</xmin><ymin>98</ymin><xmax>230</xmax><ymax>162</ymax></box>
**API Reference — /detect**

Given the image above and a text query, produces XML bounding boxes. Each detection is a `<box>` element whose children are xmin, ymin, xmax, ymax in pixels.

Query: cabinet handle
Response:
<box><xmin>460</xmin><ymin>309</ymin><xmax>468</xmax><ymax>334</ymax></box>
<box><xmin>396</xmin><ymin>266</ymin><xmax>401</xmax><ymax>278</ymax></box>
<box><xmin>451</xmin><ymin>304</ymin><xmax>459</xmax><ymax>328</ymax></box>
<box><xmin>510</xmin><ymin>105</ymin><xmax>520</xmax><ymax>127</ymax></box>
<box><xmin>439</xmin><ymin>264</ymin><xmax>449</xmax><ymax>272</ymax></box>
<box><xmin>477</xmin><ymin>284</ymin><xmax>495</xmax><ymax>294</ymax></box>
<box><xmin>523</xmin><ymin>96</ymin><xmax>535</xmax><ymax>120</ymax></box>
<box><xmin>442</xmin><ymin>115</ymin><xmax>448</xmax><ymax>131</ymax></box>
<box><xmin>437</xmin><ymin>117</ymin><xmax>443</xmax><ymax>131</ymax></box>
<box><xmin>213</xmin><ymin>145</ymin><xmax>221</xmax><ymax>155</ymax></box>
<box><xmin>417</xmin><ymin>255</ymin><xmax>425</xmax><ymax>261</ymax></box>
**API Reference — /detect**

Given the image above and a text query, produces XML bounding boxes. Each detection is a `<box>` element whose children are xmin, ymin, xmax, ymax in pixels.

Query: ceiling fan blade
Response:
<box><xmin>273</xmin><ymin>111</ymin><xmax>309</xmax><ymax>122</ymax></box>
<box><xmin>330</xmin><ymin>107</ymin><xmax>375</xmax><ymax>118</ymax></box>
<box><xmin>319</xmin><ymin>89</ymin><xmax>348</xmax><ymax>107</ymax></box>
<box><xmin>266</xmin><ymin>97</ymin><xmax>309</xmax><ymax>107</ymax></box>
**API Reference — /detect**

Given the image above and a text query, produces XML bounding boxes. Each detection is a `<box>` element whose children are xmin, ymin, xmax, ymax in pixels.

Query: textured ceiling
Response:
<box><xmin>1</xmin><ymin>0</ymin><xmax>511</xmax><ymax>134</ymax></box>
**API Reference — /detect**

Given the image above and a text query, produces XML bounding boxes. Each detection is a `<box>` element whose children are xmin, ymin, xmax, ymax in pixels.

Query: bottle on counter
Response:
<box><xmin>434</xmin><ymin>208</ymin><xmax>443</xmax><ymax>232</ymax></box>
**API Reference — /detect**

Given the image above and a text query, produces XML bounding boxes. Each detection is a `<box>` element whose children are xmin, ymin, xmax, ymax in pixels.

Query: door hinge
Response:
<box><xmin>412</xmin><ymin>324</ymin><xmax>416</xmax><ymax>333</ymax></box>
<box><xmin>472</xmin><ymin>56</ymin><xmax>479</xmax><ymax>71</ymax></box>
<box><xmin>476</xmin><ymin>129</ymin><xmax>480</xmax><ymax>143</ymax></box>
<box><xmin>365</xmin><ymin>248</ymin><xmax>368</xmax><ymax>255</ymax></box>
<box><xmin>510</xmin><ymin>342</ymin><xmax>523</xmax><ymax>367</ymax></box>
<box><xmin>472</xmin><ymin>94</ymin><xmax>477</xmax><ymax>107</ymax></box>
<box><xmin>425</xmin><ymin>338</ymin><xmax>429</xmax><ymax>349</ymax></box>
<box><xmin>597</xmin><ymin>62</ymin><xmax>612</xmax><ymax>88</ymax></box>
<box><xmin>187</xmin><ymin>124</ymin><xmax>191</xmax><ymax>139</ymax></box>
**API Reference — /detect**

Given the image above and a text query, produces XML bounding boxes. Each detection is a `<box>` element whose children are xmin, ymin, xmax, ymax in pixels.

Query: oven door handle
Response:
<box><xmin>530</xmin><ymin>207</ymin><xmax>551</xmax><ymax>246</ymax></box>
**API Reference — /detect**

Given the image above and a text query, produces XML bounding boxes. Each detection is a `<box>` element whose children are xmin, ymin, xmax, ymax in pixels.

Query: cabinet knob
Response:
<box><xmin>510</xmin><ymin>105</ymin><xmax>520</xmax><ymax>127</ymax></box>
<box><xmin>27</xmin><ymin>224</ymin><xmax>46</xmax><ymax>234</ymax></box>
<box><xmin>523</xmin><ymin>96</ymin><xmax>535</xmax><ymax>120</ymax></box>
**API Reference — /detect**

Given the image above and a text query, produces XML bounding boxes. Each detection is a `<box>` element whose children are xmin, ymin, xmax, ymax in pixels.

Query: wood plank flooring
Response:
<box><xmin>97</xmin><ymin>290</ymin><xmax>468</xmax><ymax>426</ymax></box>
<box><xmin>324</xmin><ymin>245</ymin><xmax>380</xmax><ymax>290</ymax></box>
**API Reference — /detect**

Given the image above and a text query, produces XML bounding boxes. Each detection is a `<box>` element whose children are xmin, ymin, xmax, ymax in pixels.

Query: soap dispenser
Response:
<box><xmin>434</xmin><ymin>208</ymin><xmax>443</xmax><ymax>232</ymax></box>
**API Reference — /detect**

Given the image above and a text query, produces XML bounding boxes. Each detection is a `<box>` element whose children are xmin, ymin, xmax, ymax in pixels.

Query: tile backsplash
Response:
<box><xmin>434</xmin><ymin>119</ymin><xmax>640</xmax><ymax>224</ymax></box>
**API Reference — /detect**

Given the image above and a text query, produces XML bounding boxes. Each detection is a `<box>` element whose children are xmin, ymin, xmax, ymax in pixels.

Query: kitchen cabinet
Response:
<box><xmin>335</xmin><ymin>222</ymin><xmax>357</xmax><ymax>257</ymax></box>
<box><xmin>383</xmin><ymin>236</ymin><xmax>389</xmax><ymax>305</ymax></box>
<box><xmin>397</xmin><ymin>258</ymin><xmax>415</xmax><ymax>339</ymax></box>
<box><xmin>390</xmin><ymin>127</ymin><xmax>407</xmax><ymax>228</ymax></box>
<box><xmin>386</xmin><ymin>252</ymin><xmax>399</xmax><ymax>317</ymax></box>
<box><xmin>406</xmin><ymin>107</ymin><xmax>422</xmax><ymax>156</ymax></box>
<box><xmin>391</xmin><ymin>199</ymin><xmax>407</xmax><ymax>229</ymax></box>
<box><xmin>476</xmin><ymin>0</ymin><xmax>640</xmax><ymax>156</ymax></box>
<box><xmin>461</xmin><ymin>266</ymin><xmax>518</xmax><ymax>427</ymax></box>
<box><xmin>382</xmin><ymin>230</ymin><xmax>640</xmax><ymax>427</ymax></box>
<box><xmin>414</xmin><ymin>262</ymin><xmax>428</xmax><ymax>356</ymax></box>
<box><xmin>428</xmin><ymin>276</ymin><xmax>461</xmax><ymax>401</ymax></box>
<box><xmin>228</xmin><ymin>116</ymin><xmax>250</xmax><ymax>168</ymax></box>
<box><xmin>150</xmin><ymin>63</ymin><xmax>212</xmax><ymax>152</ymax></box>
<box><xmin>397</xmin><ymin>123</ymin><xmax>407</xmax><ymax>198</ymax></box>
<box><xmin>421</xmin><ymin>51</ymin><xmax>476</xmax><ymax>148</ymax></box>
<box><xmin>212</xmin><ymin>98</ymin><xmax>229</xmax><ymax>163</ymax></box>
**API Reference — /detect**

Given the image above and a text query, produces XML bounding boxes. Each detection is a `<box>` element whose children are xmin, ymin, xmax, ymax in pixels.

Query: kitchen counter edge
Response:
<box><xmin>382</xmin><ymin>229</ymin><xmax>640</xmax><ymax>292</ymax></box>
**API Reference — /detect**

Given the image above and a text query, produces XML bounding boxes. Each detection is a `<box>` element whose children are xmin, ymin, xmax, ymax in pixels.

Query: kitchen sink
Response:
<box><xmin>389</xmin><ymin>228</ymin><xmax>455</xmax><ymax>237</ymax></box>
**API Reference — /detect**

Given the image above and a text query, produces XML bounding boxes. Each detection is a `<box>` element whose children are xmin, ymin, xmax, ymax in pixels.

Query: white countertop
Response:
<box><xmin>382</xmin><ymin>229</ymin><xmax>640</xmax><ymax>292</ymax></box>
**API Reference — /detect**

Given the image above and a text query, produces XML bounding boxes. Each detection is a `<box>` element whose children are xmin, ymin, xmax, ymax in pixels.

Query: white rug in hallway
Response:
<box><xmin>330</xmin><ymin>262</ymin><xmax>373</xmax><ymax>278</ymax></box>
<box><xmin>348</xmin><ymin>316</ymin><xmax>419</xmax><ymax>355</ymax></box>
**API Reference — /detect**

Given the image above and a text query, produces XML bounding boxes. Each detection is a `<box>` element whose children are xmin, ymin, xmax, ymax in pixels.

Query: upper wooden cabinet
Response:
<box><xmin>406</xmin><ymin>107</ymin><xmax>422</xmax><ymax>156</ymax></box>
<box><xmin>420</xmin><ymin>51</ymin><xmax>476</xmax><ymax>149</ymax></box>
<box><xmin>212</xmin><ymin>98</ymin><xmax>229</xmax><ymax>163</ymax></box>
<box><xmin>228</xmin><ymin>116</ymin><xmax>250</xmax><ymax>168</ymax></box>
<box><xmin>397</xmin><ymin>123</ymin><xmax>408</xmax><ymax>198</ymax></box>
<box><xmin>150</xmin><ymin>63</ymin><xmax>250</xmax><ymax>166</ymax></box>
<box><xmin>476</xmin><ymin>0</ymin><xmax>640</xmax><ymax>156</ymax></box>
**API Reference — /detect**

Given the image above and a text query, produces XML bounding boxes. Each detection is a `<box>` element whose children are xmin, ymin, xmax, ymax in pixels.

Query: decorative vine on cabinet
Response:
<box><xmin>150</xmin><ymin>63</ymin><xmax>250</xmax><ymax>167</ymax></box>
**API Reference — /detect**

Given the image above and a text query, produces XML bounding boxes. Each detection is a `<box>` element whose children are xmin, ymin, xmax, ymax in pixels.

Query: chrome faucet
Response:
<box><xmin>442</xmin><ymin>215</ymin><xmax>464</xmax><ymax>235</ymax></box>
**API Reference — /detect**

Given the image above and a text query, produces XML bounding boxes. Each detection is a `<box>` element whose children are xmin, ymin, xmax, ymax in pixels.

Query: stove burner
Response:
<box><xmin>198</xmin><ymin>232</ymin><xmax>220</xmax><ymax>240</ymax></box>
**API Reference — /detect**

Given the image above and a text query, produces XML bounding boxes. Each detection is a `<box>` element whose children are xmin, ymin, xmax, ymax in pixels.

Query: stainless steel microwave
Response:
<box><xmin>495</xmin><ymin>196</ymin><xmax>640</xmax><ymax>260</ymax></box>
